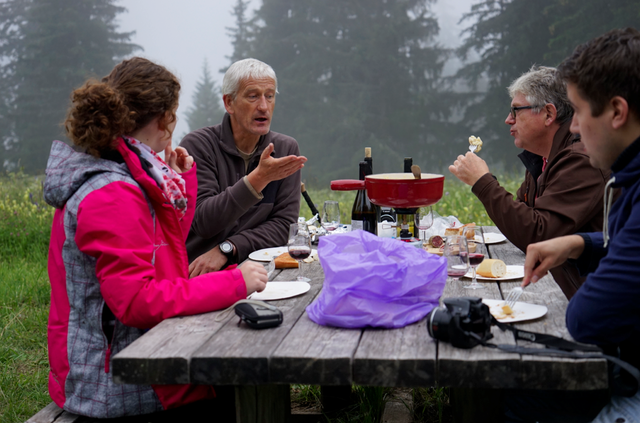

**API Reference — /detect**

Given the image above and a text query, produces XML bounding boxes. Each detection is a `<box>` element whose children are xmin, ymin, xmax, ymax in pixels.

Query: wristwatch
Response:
<box><xmin>219</xmin><ymin>241</ymin><xmax>235</xmax><ymax>260</ymax></box>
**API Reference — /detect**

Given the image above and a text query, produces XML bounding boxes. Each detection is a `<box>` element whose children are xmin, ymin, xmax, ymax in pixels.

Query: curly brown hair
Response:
<box><xmin>65</xmin><ymin>57</ymin><xmax>181</xmax><ymax>157</ymax></box>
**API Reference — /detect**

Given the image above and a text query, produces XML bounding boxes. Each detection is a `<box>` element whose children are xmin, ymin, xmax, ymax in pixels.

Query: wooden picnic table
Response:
<box><xmin>112</xmin><ymin>227</ymin><xmax>608</xmax><ymax>423</ymax></box>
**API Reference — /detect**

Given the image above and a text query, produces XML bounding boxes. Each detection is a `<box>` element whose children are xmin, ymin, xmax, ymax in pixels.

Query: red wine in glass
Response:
<box><xmin>447</xmin><ymin>268</ymin><xmax>468</xmax><ymax>278</ymax></box>
<box><xmin>468</xmin><ymin>253</ymin><xmax>485</xmax><ymax>267</ymax></box>
<box><xmin>289</xmin><ymin>246</ymin><xmax>311</xmax><ymax>261</ymax></box>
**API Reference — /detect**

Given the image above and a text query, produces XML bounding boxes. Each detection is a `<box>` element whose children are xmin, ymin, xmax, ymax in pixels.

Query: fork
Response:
<box><xmin>504</xmin><ymin>287</ymin><xmax>524</xmax><ymax>308</ymax></box>
<box><xmin>469</xmin><ymin>145</ymin><xmax>478</xmax><ymax>153</ymax></box>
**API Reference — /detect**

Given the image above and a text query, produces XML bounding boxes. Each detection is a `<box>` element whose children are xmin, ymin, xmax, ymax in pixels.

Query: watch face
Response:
<box><xmin>220</xmin><ymin>242</ymin><xmax>233</xmax><ymax>254</ymax></box>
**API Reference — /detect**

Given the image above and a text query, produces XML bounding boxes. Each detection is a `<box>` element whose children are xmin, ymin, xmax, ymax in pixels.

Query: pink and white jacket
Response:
<box><xmin>44</xmin><ymin>139</ymin><xmax>247</xmax><ymax>418</ymax></box>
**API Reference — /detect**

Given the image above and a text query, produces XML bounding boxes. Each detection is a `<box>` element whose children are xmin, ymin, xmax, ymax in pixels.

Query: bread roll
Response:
<box><xmin>476</xmin><ymin>259</ymin><xmax>506</xmax><ymax>278</ymax></box>
<box><xmin>274</xmin><ymin>252</ymin><xmax>298</xmax><ymax>269</ymax></box>
<box><xmin>444</xmin><ymin>227</ymin><xmax>460</xmax><ymax>236</ymax></box>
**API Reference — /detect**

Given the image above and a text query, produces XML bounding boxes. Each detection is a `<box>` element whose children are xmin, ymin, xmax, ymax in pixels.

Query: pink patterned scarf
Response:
<box><xmin>124</xmin><ymin>137</ymin><xmax>187</xmax><ymax>220</ymax></box>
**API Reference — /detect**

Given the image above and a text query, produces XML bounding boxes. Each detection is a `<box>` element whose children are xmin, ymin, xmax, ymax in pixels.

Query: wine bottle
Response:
<box><xmin>403</xmin><ymin>157</ymin><xmax>413</xmax><ymax>173</ymax></box>
<box><xmin>364</xmin><ymin>147</ymin><xmax>373</xmax><ymax>174</ymax></box>
<box><xmin>351</xmin><ymin>161</ymin><xmax>377</xmax><ymax>235</ymax></box>
<box><xmin>366</xmin><ymin>147</ymin><xmax>395</xmax><ymax>232</ymax></box>
<box><xmin>397</xmin><ymin>157</ymin><xmax>416</xmax><ymax>239</ymax></box>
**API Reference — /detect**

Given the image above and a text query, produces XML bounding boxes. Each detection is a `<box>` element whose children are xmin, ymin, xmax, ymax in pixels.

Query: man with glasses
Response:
<box><xmin>449</xmin><ymin>65</ymin><xmax>612</xmax><ymax>299</ymax></box>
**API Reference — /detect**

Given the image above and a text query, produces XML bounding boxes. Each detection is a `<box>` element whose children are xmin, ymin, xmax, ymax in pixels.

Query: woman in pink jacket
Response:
<box><xmin>44</xmin><ymin>57</ymin><xmax>268</xmax><ymax>419</ymax></box>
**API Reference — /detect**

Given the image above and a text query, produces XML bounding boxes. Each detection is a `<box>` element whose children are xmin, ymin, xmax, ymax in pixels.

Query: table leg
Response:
<box><xmin>450</xmin><ymin>387</ymin><xmax>502</xmax><ymax>423</ymax></box>
<box><xmin>321</xmin><ymin>385</ymin><xmax>353</xmax><ymax>417</ymax></box>
<box><xmin>235</xmin><ymin>385</ymin><xmax>291</xmax><ymax>423</ymax></box>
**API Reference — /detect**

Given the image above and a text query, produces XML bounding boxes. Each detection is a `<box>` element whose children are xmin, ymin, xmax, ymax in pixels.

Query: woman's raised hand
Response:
<box><xmin>165</xmin><ymin>145</ymin><xmax>194</xmax><ymax>173</ymax></box>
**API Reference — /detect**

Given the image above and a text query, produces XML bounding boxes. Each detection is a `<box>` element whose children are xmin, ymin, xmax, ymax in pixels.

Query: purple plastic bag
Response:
<box><xmin>306</xmin><ymin>230</ymin><xmax>447</xmax><ymax>328</ymax></box>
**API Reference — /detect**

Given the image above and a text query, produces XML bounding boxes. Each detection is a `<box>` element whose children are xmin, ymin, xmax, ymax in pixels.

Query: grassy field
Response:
<box><xmin>0</xmin><ymin>172</ymin><xmax>521</xmax><ymax>423</ymax></box>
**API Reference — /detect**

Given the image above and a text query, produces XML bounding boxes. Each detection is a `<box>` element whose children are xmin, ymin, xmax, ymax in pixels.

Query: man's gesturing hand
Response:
<box><xmin>522</xmin><ymin>235</ymin><xmax>585</xmax><ymax>287</ymax></box>
<box><xmin>246</xmin><ymin>143</ymin><xmax>307</xmax><ymax>193</ymax></box>
<box><xmin>189</xmin><ymin>247</ymin><xmax>228</xmax><ymax>278</ymax></box>
<box><xmin>449</xmin><ymin>152</ymin><xmax>490</xmax><ymax>186</ymax></box>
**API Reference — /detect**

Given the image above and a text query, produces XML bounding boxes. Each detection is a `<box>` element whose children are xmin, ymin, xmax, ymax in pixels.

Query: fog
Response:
<box><xmin>115</xmin><ymin>0</ymin><xmax>473</xmax><ymax>146</ymax></box>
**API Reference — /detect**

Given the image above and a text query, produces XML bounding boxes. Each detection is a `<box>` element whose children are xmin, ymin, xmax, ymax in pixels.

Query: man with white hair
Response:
<box><xmin>181</xmin><ymin>58</ymin><xmax>307</xmax><ymax>276</ymax></box>
<box><xmin>449</xmin><ymin>65</ymin><xmax>612</xmax><ymax>299</ymax></box>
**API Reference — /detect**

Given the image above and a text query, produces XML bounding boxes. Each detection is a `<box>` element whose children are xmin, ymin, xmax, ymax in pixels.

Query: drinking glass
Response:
<box><xmin>444</xmin><ymin>235</ymin><xmax>470</xmax><ymax>281</ymax></box>
<box><xmin>321</xmin><ymin>201</ymin><xmax>341</xmax><ymax>232</ymax></box>
<box><xmin>462</xmin><ymin>226</ymin><xmax>486</xmax><ymax>290</ymax></box>
<box><xmin>414</xmin><ymin>206</ymin><xmax>434</xmax><ymax>244</ymax></box>
<box><xmin>288</xmin><ymin>223</ymin><xmax>311</xmax><ymax>282</ymax></box>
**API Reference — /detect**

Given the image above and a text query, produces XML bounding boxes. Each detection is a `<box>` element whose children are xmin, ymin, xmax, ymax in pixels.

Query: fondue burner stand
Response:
<box><xmin>393</xmin><ymin>208</ymin><xmax>419</xmax><ymax>241</ymax></box>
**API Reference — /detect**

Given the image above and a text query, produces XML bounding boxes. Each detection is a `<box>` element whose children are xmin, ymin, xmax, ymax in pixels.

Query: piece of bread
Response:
<box><xmin>476</xmin><ymin>259</ymin><xmax>506</xmax><ymax>278</ymax></box>
<box><xmin>426</xmin><ymin>247</ymin><xmax>443</xmax><ymax>256</ymax></box>
<box><xmin>461</xmin><ymin>223</ymin><xmax>476</xmax><ymax>239</ymax></box>
<box><xmin>274</xmin><ymin>252</ymin><xmax>298</xmax><ymax>269</ymax></box>
<box><xmin>444</xmin><ymin>227</ymin><xmax>460</xmax><ymax>236</ymax></box>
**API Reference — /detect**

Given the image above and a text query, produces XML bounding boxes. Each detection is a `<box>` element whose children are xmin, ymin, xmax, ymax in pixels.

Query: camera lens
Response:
<box><xmin>427</xmin><ymin>306</ymin><xmax>452</xmax><ymax>342</ymax></box>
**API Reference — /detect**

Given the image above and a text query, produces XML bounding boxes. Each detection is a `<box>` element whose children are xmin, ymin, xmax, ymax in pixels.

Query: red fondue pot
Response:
<box><xmin>331</xmin><ymin>173</ymin><xmax>444</xmax><ymax>208</ymax></box>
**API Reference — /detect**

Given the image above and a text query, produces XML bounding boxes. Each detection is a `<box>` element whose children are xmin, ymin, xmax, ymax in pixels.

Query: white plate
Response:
<box><xmin>249</xmin><ymin>247</ymin><xmax>317</xmax><ymax>262</ymax></box>
<box><xmin>482</xmin><ymin>298</ymin><xmax>548</xmax><ymax>323</ymax></box>
<box><xmin>463</xmin><ymin>265</ymin><xmax>525</xmax><ymax>281</ymax></box>
<box><xmin>474</xmin><ymin>233</ymin><xmax>507</xmax><ymax>244</ymax></box>
<box><xmin>249</xmin><ymin>281</ymin><xmax>311</xmax><ymax>301</ymax></box>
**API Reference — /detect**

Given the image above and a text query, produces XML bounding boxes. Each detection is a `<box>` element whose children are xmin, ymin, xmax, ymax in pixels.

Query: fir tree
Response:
<box><xmin>0</xmin><ymin>0</ymin><xmax>139</xmax><ymax>173</ymax></box>
<box><xmin>185</xmin><ymin>60</ymin><xmax>225</xmax><ymax>131</ymax></box>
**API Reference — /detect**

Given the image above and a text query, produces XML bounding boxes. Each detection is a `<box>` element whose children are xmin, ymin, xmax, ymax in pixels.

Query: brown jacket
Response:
<box><xmin>180</xmin><ymin>114</ymin><xmax>301</xmax><ymax>264</ymax></box>
<box><xmin>472</xmin><ymin>121</ymin><xmax>612</xmax><ymax>299</ymax></box>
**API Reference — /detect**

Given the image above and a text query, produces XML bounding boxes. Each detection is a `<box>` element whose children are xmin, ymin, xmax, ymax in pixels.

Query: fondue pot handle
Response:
<box><xmin>330</xmin><ymin>179</ymin><xmax>365</xmax><ymax>191</ymax></box>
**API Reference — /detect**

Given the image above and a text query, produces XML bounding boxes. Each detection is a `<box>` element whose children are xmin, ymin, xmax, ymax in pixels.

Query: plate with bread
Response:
<box><xmin>249</xmin><ymin>246</ymin><xmax>318</xmax><ymax>262</ymax></box>
<box><xmin>463</xmin><ymin>260</ymin><xmax>524</xmax><ymax>281</ymax></box>
<box><xmin>482</xmin><ymin>299</ymin><xmax>547</xmax><ymax>323</ymax></box>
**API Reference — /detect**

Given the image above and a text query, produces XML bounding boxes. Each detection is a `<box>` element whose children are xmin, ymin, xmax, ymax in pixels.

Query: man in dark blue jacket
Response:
<box><xmin>523</xmin><ymin>28</ymin><xmax>640</xmax><ymax>421</ymax></box>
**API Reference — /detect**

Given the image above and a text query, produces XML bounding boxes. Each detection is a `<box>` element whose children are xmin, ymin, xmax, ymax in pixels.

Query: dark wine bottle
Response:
<box><xmin>398</xmin><ymin>157</ymin><xmax>416</xmax><ymax>239</ymax></box>
<box><xmin>351</xmin><ymin>161</ymin><xmax>377</xmax><ymax>235</ymax></box>
<box><xmin>403</xmin><ymin>157</ymin><xmax>413</xmax><ymax>173</ymax></box>
<box><xmin>364</xmin><ymin>147</ymin><xmax>373</xmax><ymax>174</ymax></box>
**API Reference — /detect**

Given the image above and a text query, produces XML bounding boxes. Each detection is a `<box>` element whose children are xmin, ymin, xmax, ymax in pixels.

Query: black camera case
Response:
<box><xmin>235</xmin><ymin>301</ymin><xmax>283</xmax><ymax>329</ymax></box>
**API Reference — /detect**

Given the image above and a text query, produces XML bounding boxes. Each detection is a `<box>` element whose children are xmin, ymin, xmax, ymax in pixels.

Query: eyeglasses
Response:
<box><xmin>509</xmin><ymin>105</ymin><xmax>536</xmax><ymax>120</ymax></box>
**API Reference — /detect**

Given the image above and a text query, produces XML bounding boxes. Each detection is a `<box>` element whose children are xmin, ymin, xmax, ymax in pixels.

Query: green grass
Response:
<box><xmin>0</xmin><ymin>173</ymin><xmax>53</xmax><ymax>423</ymax></box>
<box><xmin>0</xmin><ymin>172</ymin><xmax>522</xmax><ymax>422</ymax></box>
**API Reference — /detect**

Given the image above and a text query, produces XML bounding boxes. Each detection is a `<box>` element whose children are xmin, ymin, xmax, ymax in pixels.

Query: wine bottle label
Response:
<box><xmin>351</xmin><ymin>220</ymin><xmax>364</xmax><ymax>231</ymax></box>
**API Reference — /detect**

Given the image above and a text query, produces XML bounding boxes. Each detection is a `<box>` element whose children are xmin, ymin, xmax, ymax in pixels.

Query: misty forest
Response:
<box><xmin>1</xmin><ymin>0</ymin><xmax>639</xmax><ymax>186</ymax></box>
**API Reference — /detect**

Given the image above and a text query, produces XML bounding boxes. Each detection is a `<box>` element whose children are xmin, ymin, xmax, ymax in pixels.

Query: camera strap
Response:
<box><xmin>469</xmin><ymin>318</ymin><xmax>640</xmax><ymax>396</ymax></box>
<box><xmin>492</xmin><ymin>317</ymin><xmax>602</xmax><ymax>352</ymax></box>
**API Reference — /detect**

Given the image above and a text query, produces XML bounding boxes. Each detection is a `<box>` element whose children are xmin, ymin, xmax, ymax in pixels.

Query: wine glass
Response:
<box><xmin>462</xmin><ymin>226</ymin><xmax>486</xmax><ymax>290</ymax></box>
<box><xmin>288</xmin><ymin>223</ymin><xmax>311</xmax><ymax>282</ymax></box>
<box><xmin>414</xmin><ymin>206</ymin><xmax>434</xmax><ymax>245</ymax></box>
<box><xmin>321</xmin><ymin>201</ymin><xmax>341</xmax><ymax>232</ymax></box>
<box><xmin>444</xmin><ymin>235</ymin><xmax>470</xmax><ymax>281</ymax></box>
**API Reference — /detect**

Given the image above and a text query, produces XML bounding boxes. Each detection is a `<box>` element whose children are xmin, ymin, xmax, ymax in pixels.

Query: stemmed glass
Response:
<box><xmin>415</xmin><ymin>206</ymin><xmax>434</xmax><ymax>245</ymax></box>
<box><xmin>443</xmin><ymin>235</ymin><xmax>470</xmax><ymax>281</ymax></box>
<box><xmin>288</xmin><ymin>223</ymin><xmax>311</xmax><ymax>282</ymax></box>
<box><xmin>321</xmin><ymin>201</ymin><xmax>341</xmax><ymax>232</ymax></box>
<box><xmin>462</xmin><ymin>226</ymin><xmax>486</xmax><ymax>290</ymax></box>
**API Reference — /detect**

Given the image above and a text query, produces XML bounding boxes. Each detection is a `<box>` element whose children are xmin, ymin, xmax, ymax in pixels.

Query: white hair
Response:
<box><xmin>222</xmin><ymin>58</ymin><xmax>278</xmax><ymax>99</ymax></box>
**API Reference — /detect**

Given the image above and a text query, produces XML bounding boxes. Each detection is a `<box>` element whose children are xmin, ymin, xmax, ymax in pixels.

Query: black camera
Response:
<box><xmin>427</xmin><ymin>297</ymin><xmax>493</xmax><ymax>349</ymax></box>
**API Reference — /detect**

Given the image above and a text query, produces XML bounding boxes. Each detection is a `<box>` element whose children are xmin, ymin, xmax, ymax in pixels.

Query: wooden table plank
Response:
<box><xmin>271</xmin><ymin>310</ymin><xmax>361</xmax><ymax>386</ymax></box>
<box><xmin>112</xmin><ymin>267</ymin><xmax>284</xmax><ymax>385</ymax></box>
<box><xmin>189</xmin><ymin>262</ymin><xmax>325</xmax><ymax>385</ymax></box>
<box><xmin>353</xmin><ymin>317</ymin><xmax>437</xmax><ymax>387</ymax></box>
<box><xmin>438</xmin><ymin>227</ymin><xmax>521</xmax><ymax>389</ymax></box>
